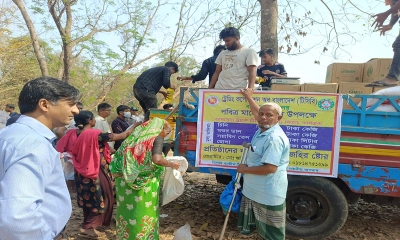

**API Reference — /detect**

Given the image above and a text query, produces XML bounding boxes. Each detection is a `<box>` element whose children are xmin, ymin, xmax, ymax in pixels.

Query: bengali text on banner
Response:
<box><xmin>196</xmin><ymin>89</ymin><xmax>342</xmax><ymax>177</ymax></box>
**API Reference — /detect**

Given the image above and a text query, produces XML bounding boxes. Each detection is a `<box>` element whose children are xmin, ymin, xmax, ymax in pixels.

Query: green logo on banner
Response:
<box><xmin>318</xmin><ymin>99</ymin><xmax>335</xmax><ymax>110</ymax></box>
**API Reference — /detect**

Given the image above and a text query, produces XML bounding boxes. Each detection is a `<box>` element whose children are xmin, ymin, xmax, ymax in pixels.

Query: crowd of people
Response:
<box><xmin>0</xmin><ymin>26</ymin><xmax>292</xmax><ymax>240</ymax></box>
<box><xmin>5</xmin><ymin>11</ymin><xmax>400</xmax><ymax>238</ymax></box>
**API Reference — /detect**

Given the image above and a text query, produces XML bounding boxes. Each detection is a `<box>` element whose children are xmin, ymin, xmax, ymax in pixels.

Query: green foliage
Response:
<box><xmin>0</xmin><ymin>35</ymin><xmax>60</xmax><ymax>107</ymax></box>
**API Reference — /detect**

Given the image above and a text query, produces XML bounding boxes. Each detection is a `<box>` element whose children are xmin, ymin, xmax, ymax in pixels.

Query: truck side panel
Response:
<box><xmin>340</xmin><ymin>131</ymin><xmax>400</xmax><ymax>168</ymax></box>
<box><xmin>175</xmin><ymin>89</ymin><xmax>400</xmax><ymax>198</ymax></box>
<box><xmin>338</xmin><ymin>164</ymin><xmax>400</xmax><ymax>197</ymax></box>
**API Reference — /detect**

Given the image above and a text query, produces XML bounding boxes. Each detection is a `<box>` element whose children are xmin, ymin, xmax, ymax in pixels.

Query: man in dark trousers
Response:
<box><xmin>133</xmin><ymin>61</ymin><xmax>179</xmax><ymax>118</ymax></box>
<box><xmin>366</xmin><ymin>0</ymin><xmax>400</xmax><ymax>87</ymax></box>
<box><xmin>177</xmin><ymin>45</ymin><xmax>226</xmax><ymax>84</ymax></box>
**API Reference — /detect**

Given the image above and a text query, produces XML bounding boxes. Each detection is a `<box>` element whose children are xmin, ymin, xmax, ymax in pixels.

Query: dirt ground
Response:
<box><xmin>66</xmin><ymin>172</ymin><xmax>400</xmax><ymax>240</ymax></box>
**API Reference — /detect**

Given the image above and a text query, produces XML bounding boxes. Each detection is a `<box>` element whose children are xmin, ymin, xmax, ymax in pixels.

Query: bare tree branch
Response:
<box><xmin>12</xmin><ymin>0</ymin><xmax>49</xmax><ymax>76</ymax></box>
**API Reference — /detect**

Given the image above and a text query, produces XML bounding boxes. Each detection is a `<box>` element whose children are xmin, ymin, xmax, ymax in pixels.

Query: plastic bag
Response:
<box><xmin>61</xmin><ymin>152</ymin><xmax>74</xmax><ymax>181</ymax></box>
<box><xmin>162</xmin><ymin>156</ymin><xmax>188</xmax><ymax>206</ymax></box>
<box><xmin>173</xmin><ymin>223</ymin><xmax>192</xmax><ymax>240</ymax></box>
<box><xmin>220</xmin><ymin>180</ymin><xmax>242</xmax><ymax>214</ymax></box>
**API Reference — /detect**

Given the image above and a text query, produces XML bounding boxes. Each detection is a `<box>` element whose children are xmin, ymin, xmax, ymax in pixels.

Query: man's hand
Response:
<box><xmin>133</xmin><ymin>121</ymin><xmax>143</xmax><ymax>128</ymax></box>
<box><xmin>177</xmin><ymin>76</ymin><xmax>191</xmax><ymax>81</ymax></box>
<box><xmin>169</xmin><ymin>161</ymin><xmax>180</xmax><ymax>170</ymax></box>
<box><xmin>237</xmin><ymin>164</ymin><xmax>248</xmax><ymax>173</ymax></box>
<box><xmin>372</xmin><ymin>11</ymin><xmax>391</xmax><ymax>29</ymax></box>
<box><xmin>125</xmin><ymin>121</ymin><xmax>142</xmax><ymax>136</ymax></box>
<box><xmin>378</xmin><ymin>25</ymin><xmax>393</xmax><ymax>35</ymax></box>
<box><xmin>240</xmin><ymin>88</ymin><xmax>254</xmax><ymax>99</ymax></box>
<box><xmin>158</xmin><ymin>90</ymin><xmax>167</xmax><ymax>98</ymax></box>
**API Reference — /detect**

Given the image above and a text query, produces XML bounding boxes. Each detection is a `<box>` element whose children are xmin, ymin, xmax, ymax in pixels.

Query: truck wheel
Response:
<box><xmin>286</xmin><ymin>176</ymin><xmax>348</xmax><ymax>239</ymax></box>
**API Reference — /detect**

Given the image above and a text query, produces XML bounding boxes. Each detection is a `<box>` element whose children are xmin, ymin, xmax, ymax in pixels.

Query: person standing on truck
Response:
<box><xmin>177</xmin><ymin>45</ymin><xmax>226</xmax><ymax>84</ymax></box>
<box><xmin>236</xmin><ymin>88</ymin><xmax>290</xmax><ymax>240</ymax></box>
<box><xmin>257</xmin><ymin>48</ymin><xmax>287</xmax><ymax>90</ymax></box>
<box><xmin>366</xmin><ymin>0</ymin><xmax>400</xmax><ymax>87</ymax></box>
<box><xmin>133</xmin><ymin>61</ymin><xmax>179</xmax><ymax>118</ymax></box>
<box><xmin>208</xmin><ymin>27</ymin><xmax>258</xmax><ymax>90</ymax></box>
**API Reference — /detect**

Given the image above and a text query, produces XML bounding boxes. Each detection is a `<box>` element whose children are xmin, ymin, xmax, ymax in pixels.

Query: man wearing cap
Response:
<box><xmin>133</xmin><ymin>61</ymin><xmax>179</xmax><ymax>120</ymax></box>
<box><xmin>5</xmin><ymin>104</ymin><xmax>18</xmax><ymax>117</ymax></box>
<box><xmin>127</xmin><ymin>107</ymin><xmax>143</xmax><ymax>125</ymax></box>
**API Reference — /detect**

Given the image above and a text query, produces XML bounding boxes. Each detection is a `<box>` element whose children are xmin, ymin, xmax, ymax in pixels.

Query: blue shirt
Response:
<box><xmin>242</xmin><ymin>124</ymin><xmax>290</xmax><ymax>206</ymax></box>
<box><xmin>0</xmin><ymin>115</ymin><xmax>72</xmax><ymax>240</ymax></box>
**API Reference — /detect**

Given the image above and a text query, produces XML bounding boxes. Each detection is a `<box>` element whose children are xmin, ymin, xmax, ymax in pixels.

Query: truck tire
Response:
<box><xmin>286</xmin><ymin>176</ymin><xmax>348</xmax><ymax>239</ymax></box>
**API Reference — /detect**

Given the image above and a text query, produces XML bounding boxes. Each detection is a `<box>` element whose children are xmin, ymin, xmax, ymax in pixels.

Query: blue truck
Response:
<box><xmin>168</xmin><ymin>88</ymin><xmax>400</xmax><ymax>239</ymax></box>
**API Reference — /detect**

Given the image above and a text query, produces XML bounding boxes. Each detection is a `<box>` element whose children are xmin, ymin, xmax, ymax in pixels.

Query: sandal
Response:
<box><xmin>77</xmin><ymin>233</ymin><xmax>99</xmax><ymax>239</ymax></box>
<box><xmin>78</xmin><ymin>228</ymin><xmax>106</xmax><ymax>239</ymax></box>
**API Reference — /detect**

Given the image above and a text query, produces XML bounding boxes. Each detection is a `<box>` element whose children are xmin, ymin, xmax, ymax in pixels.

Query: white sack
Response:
<box><xmin>162</xmin><ymin>156</ymin><xmax>188</xmax><ymax>206</ymax></box>
<box><xmin>358</xmin><ymin>86</ymin><xmax>400</xmax><ymax>111</ymax></box>
<box><xmin>61</xmin><ymin>152</ymin><xmax>74</xmax><ymax>181</ymax></box>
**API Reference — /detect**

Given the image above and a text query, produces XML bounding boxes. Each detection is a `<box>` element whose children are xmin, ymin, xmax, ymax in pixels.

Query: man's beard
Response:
<box><xmin>259</xmin><ymin>124</ymin><xmax>272</xmax><ymax>129</ymax></box>
<box><xmin>227</xmin><ymin>42</ymin><xmax>238</xmax><ymax>50</ymax></box>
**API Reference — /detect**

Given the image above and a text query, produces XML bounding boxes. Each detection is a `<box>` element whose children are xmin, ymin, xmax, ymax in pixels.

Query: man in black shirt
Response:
<box><xmin>366</xmin><ymin>0</ymin><xmax>400</xmax><ymax>87</ymax></box>
<box><xmin>177</xmin><ymin>45</ymin><xmax>226</xmax><ymax>84</ymax></box>
<box><xmin>111</xmin><ymin>105</ymin><xmax>130</xmax><ymax>150</ymax></box>
<box><xmin>257</xmin><ymin>49</ymin><xmax>287</xmax><ymax>89</ymax></box>
<box><xmin>133</xmin><ymin>61</ymin><xmax>179</xmax><ymax>117</ymax></box>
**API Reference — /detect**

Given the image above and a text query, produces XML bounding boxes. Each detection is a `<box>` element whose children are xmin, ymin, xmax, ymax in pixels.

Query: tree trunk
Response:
<box><xmin>12</xmin><ymin>0</ymin><xmax>49</xmax><ymax>76</ymax></box>
<box><xmin>258</xmin><ymin>0</ymin><xmax>278</xmax><ymax>60</ymax></box>
<box><xmin>62</xmin><ymin>43</ymin><xmax>71</xmax><ymax>83</ymax></box>
<box><xmin>57</xmin><ymin>49</ymin><xmax>64</xmax><ymax>79</ymax></box>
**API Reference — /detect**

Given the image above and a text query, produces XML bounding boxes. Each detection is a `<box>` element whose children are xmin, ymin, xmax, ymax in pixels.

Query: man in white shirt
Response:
<box><xmin>208</xmin><ymin>27</ymin><xmax>258</xmax><ymax>90</ymax></box>
<box><xmin>93</xmin><ymin>102</ymin><xmax>115</xmax><ymax>152</ymax></box>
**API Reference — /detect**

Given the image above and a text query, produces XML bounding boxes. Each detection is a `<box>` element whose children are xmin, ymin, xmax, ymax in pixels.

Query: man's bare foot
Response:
<box><xmin>365</xmin><ymin>78</ymin><xmax>399</xmax><ymax>87</ymax></box>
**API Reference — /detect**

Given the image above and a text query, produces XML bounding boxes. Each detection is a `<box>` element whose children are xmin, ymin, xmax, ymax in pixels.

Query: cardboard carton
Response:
<box><xmin>271</xmin><ymin>84</ymin><xmax>301</xmax><ymax>92</ymax></box>
<box><xmin>362</xmin><ymin>58</ymin><xmax>392</xmax><ymax>83</ymax></box>
<box><xmin>301</xmin><ymin>83</ymin><xmax>338</xmax><ymax>93</ymax></box>
<box><xmin>339</xmin><ymin>82</ymin><xmax>373</xmax><ymax>110</ymax></box>
<box><xmin>325</xmin><ymin>63</ymin><xmax>364</xmax><ymax>83</ymax></box>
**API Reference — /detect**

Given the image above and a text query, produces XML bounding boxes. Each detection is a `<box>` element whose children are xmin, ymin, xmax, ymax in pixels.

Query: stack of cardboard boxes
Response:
<box><xmin>269</xmin><ymin>58</ymin><xmax>394</xmax><ymax>110</ymax></box>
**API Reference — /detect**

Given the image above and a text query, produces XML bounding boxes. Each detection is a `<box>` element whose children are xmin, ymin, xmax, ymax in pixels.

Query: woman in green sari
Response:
<box><xmin>110</xmin><ymin>118</ymin><xmax>180</xmax><ymax>240</ymax></box>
